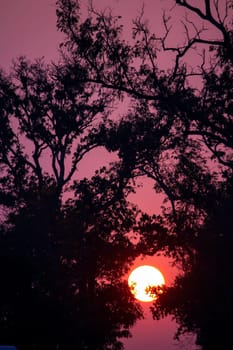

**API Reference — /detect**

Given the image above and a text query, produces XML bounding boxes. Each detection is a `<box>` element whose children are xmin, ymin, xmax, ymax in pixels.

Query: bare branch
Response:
<box><xmin>176</xmin><ymin>0</ymin><xmax>224</xmax><ymax>32</ymax></box>
<box><xmin>132</xmin><ymin>16</ymin><xmax>157</xmax><ymax>74</ymax></box>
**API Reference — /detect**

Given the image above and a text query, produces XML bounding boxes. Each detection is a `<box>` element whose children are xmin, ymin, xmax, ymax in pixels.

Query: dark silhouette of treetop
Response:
<box><xmin>0</xmin><ymin>55</ymin><xmax>143</xmax><ymax>350</ymax></box>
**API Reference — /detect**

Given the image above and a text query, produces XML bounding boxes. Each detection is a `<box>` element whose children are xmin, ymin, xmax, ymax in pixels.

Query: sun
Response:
<box><xmin>128</xmin><ymin>265</ymin><xmax>165</xmax><ymax>302</ymax></box>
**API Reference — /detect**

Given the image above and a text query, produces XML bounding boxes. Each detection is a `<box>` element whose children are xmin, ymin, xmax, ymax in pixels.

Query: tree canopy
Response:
<box><xmin>55</xmin><ymin>0</ymin><xmax>233</xmax><ymax>348</ymax></box>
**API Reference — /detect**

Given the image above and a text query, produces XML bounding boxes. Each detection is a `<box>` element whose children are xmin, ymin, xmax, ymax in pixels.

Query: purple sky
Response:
<box><xmin>0</xmin><ymin>1</ymin><xmax>199</xmax><ymax>349</ymax></box>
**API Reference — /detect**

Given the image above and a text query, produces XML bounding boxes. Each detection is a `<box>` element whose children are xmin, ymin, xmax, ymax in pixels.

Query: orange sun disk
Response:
<box><xmin>128</xmin><ymin>265</ymin><xmax>165</xmax><ymax>302</ymax></box>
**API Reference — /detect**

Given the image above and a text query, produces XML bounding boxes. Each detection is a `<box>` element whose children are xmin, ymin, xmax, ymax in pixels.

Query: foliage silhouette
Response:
<box><xmin>55</xmin><ymin>1</ymin><xmax>233</xmax><ymax>349</ymax></box>
<box><xmin>56</xmin><ymin>0</ymin><xmax>233</xmax><ymax>171</ymax></box>
<box><xmin>0</xmin><ymin>58</ymin><xmax>143</xmax><ymax>349</ymax></box>
<box><xmin>151</xmin><ymin>183</ymin><xmax>233</xmax><ymax>350</ymax></box>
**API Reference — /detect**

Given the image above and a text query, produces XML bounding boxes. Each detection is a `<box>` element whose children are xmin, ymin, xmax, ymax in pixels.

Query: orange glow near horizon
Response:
<box><xmin>128</xmin><ymin>265</ymin><xmax>165</xmax><ymax>302</ymax></box>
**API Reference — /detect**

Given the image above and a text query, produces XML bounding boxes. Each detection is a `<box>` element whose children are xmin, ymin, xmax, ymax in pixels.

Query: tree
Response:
<box><xmin>151</xmin><ymin>181</ymin><xmax>233</xmax><ymax>350</ymax></box>
<box><xmin>0</xmin><ymin>56</ymin><xmax>109</xmax><ymax>209</ymax></box>
<box><xmin>55</xmin><ymin>0</ymin><xmax>232</xmax><ymax>204</ymax></box>
<box><xmin>54</xmin><ymin>1</ymin><xmax>233</xmax><ymax>349</ymax></box>
<box><xmin>0</xmin><ymin>57</ymin><xmax>143</xmax><ymax>349</ymax></box>
<box><xmin>164</xmin><ymin>0</ymin><xmax>233</xmax><ymax>171</ymax></box>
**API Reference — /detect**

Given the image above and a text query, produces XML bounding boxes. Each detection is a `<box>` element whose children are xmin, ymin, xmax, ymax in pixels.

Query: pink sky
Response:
<box><xmin>0</xmin><ymin>1</ymin><xmax>198</xmax><ymax>349</ymax></box>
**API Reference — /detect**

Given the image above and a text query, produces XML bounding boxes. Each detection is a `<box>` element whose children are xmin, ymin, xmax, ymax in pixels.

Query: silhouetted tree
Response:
<box><xmin>55</xmin><ymin>0</ymin><xmax>232</xmax><ymax>214</ymax></box>
<box><xmin>55</xmin><ymin>1</ymin><xmax>233</xmax><ymax>349</ymax></box>
<box><xmin>0</xmin><ymin>58</ymin><xmax>143</xmax><ymax>349</ymax></box>
<box><xmin>0</xmin><ymin>56</ymin><xmax>108</xmax><ymax>210</ymax></box>
<box><xmin>151</xmin><ymin>182</ymin><xmax>233</xmax><ymax>350</ymax></box>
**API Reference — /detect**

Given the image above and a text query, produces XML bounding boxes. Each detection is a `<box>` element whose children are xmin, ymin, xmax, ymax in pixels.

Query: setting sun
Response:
<box><xmin>128</xmin><ymin>265</ymin><xmax>165</xmax><ymax>302</ymax></box>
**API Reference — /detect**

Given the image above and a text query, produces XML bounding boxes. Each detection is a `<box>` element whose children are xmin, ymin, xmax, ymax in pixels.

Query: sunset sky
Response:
<box><xmin>0</xmin><ymin>1</ymin><xmax>202</xmax><ymax>349</ymax></box>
